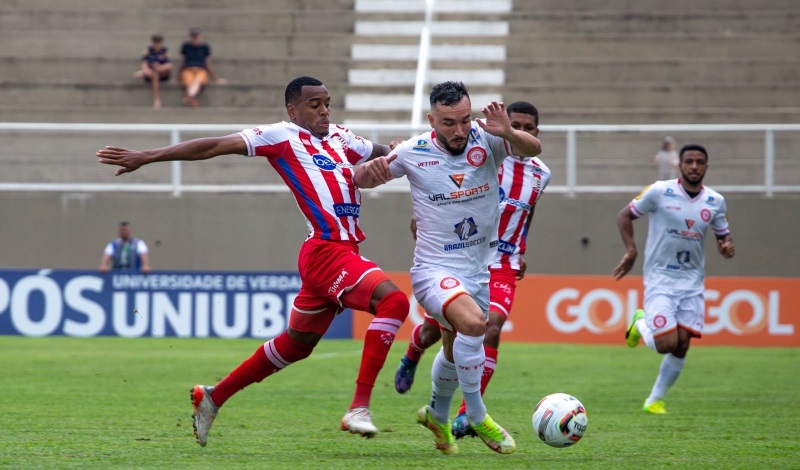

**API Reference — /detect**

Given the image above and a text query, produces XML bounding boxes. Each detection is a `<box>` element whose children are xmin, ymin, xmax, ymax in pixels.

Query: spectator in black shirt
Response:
<box><xmin>179</xmin><ymin>27</ymin><xmax>226</xmax><ymax>106</ymax></box>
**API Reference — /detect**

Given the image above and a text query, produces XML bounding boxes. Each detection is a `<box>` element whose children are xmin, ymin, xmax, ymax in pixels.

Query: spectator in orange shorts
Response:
<box><xmin>179</xmin><ymin>27</ymin><xmax>226</xmax><ymax>106</ymax></box>
<box><xmin>134</xmin><ymin>33</ymin><xmax>173</xmax><ymax>109</ymax></box>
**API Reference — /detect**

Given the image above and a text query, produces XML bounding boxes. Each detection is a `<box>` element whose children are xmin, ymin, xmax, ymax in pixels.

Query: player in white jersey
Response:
<box><xmin>613</xmin><ymin>143</ymin><xmax>735</xmax><ymax>415</ymax></box>
<box><xmin>355</xmin><ymin>83</ymin><xmax>542</xmax><ymax>455</ymax></box>
<box><xmin>391</xmin><ymin>102</ymin><xmax>551</xmax><ymax>440</ymax></box>
<box><xmin>98</xmin><ymin>76</ymin><xmax>411</xmax><ymax>445</ymax></box>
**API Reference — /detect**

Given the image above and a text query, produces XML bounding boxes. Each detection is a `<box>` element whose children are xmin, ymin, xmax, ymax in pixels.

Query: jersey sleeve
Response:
<box><xmin>386</xmin><ymin>141</ymin><xmax>410</xmax><ymax>180</ymax></box>
<box><xmin>339</xmin><ymin>126</ymin><xmax>374</xmax><ymax>165</ymax></box>
<box><xmin>629</xmin><ymin>184</ymin><xmax>658</xmax><ymax>217</ymax></box>
<box><xmin>103</xmin><ymin>242</ymin><xmax>114</xmax><ymax>256</ymax></box>
<box><xmin>711</xmin><ymin>197</ymin><xmax>731</xmax><ymax>236</ymax></box>
<box><xmin>238</xmin><ymin>125</ymin><xmax>286</xmax><ymax>158</ymax></box>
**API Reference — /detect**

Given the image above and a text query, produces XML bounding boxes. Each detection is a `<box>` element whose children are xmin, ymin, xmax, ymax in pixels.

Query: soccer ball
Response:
<box><xmin>532</xmin><ymin>393</ymin><xmax>588</xmax><ymax>447</ymax></box>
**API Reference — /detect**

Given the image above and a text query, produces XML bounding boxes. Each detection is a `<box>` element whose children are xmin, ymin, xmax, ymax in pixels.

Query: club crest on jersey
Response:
<box><xmin>700</xmin><ymin>208</ymin><xmax>712</xmax><ymax>222</ymax></box>
<box><xmin>466</xmin><ymin>147</ymin><xmax>487</xmax><ymax>167</ymax></box>
<box><xmin>440</xmin><ymin>277</ymin><xmax>461</xmax><ymax>289</ymax></box>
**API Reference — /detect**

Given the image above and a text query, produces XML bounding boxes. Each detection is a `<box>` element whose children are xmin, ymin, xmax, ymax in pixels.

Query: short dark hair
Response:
<box><xmin>151</xmin><ymin>33</ymin><xmax>164</xmax><ymax>44</ymax></box>
<box><xmin>506</xmin><ymin>101</ymin><xmax>539</xmax><ymax>127</ymax></box>
<box><xmin>119</xmin><ymin>221</ymin><xmax>130</xmax><ymax>227</ymax></box>
<box><xmin>429</xmin><ymin>81</ymin><xmax>470</xmax><ymax>107</ymax></box>
<box><xmin>679</xmin><ymin>143</ymin><xmax>709</xmax><ymax>162</ymax></box>
<box><xmin>285</xmin><ymin>76</ymin><xmax>324</xmax><ymax>107</ymax></box>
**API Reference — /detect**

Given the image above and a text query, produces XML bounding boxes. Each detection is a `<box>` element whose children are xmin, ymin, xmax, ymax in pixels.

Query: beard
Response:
<box><xmin>439</xmin><ymin>137</ymin><xmax>468</xmax><ymax>156</ymax></box>
<box><xmin>681</xmin><ymin>170</ymin><xmax>704</xmax><ymax>185</ymax></box>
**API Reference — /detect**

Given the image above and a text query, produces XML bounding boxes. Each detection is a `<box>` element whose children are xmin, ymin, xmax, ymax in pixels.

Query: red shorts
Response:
<box><xmin>488</xmin><ymin>267</ymin><xmax>518</xmax><ymax>318</ymax></box>
<box><xmin>291</xmin><ymin>238</ymin><xmax>388</xmax><ymax>334</ymax></box>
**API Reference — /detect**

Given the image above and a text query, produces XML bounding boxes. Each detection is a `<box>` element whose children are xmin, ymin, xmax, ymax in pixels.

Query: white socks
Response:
<box><xmin>647</xmin><ymin>353</ymin><xmax>686</xmax><ymax>404</ymax></box>
<box><xmin>429</xmin><ymin>348</ymin><xmax>458</xmax><ymax>424</ymax></box>
<box><xmin>453</xmin><ymin>333</ymin><xmax>487</xmax><ymax>424</ymax></box>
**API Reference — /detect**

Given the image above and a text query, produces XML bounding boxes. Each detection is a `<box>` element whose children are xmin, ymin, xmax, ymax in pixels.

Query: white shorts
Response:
<box><xmin>643</xmin><ymin>286</ymin><xmax>705</xmax><ymax>338</ymax></box>
<box><xmin>410</xmin><ymin>265</ymin><xmax>489</xmax><ymax>332</ymax></box>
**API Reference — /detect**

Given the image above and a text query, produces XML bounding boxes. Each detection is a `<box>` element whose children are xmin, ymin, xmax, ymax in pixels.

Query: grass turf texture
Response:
<box><xmin>1</xmin><ymin>337</ymin><xmax>797</xmax><ymax>469</ymax></box>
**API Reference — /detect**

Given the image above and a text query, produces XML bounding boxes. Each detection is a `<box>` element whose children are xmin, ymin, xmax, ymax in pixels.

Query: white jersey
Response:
<box><xmin>389</xmin><ymin>121</ymin><xmax>511</xmax><ymax>276</ymax></box>
<box><xmin>492</xmin><ymin>156</ymin><xmax>551</xmax><ymax>271</ymax></box>
<box><xmin>629</xmin><ymin>179</ymin><xmax>731</xmax><ymax>292</ymax></box>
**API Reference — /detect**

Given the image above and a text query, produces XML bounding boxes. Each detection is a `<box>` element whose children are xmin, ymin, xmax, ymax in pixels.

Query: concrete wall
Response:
<box><xmin>2</xmin><ymin>191</ymin><xmax>797</xmax><ymax>277</ymax></box>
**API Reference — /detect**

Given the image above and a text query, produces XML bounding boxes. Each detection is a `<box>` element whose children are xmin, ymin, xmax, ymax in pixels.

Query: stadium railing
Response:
<box><xmin>0</xmin><ymin>122</ymin><xmax>798</xmax><ymax>197</ymax></box>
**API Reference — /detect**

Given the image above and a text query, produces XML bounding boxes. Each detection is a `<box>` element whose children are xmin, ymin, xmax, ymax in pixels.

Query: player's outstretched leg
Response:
<box><xmin>625</xmin><ymin>309</ymin><xmax>645</xmax><ymax>348</ymax></box>
<box><xmin>416</xmin><ymin>405</ymin><xmax>458</xmax><ymax>454</ymax></box>
<box><xmin>469</xmin><ymin>414</ymin><xmax>516</xmax><ymax>454</ymax></box>
<box><xmin>341</xmin><ymin>407</ymin><xmax>378</xmax><ymax>438</ymax></box>
<box><xmin>394</xmin><ymin>354</ymin><xmax>418</xmax><ymax>394</ymax></box>
<box><xmin>191</xmin><ymin>385</ymin><xmax>219</xmax><ymax>447</ymax></box>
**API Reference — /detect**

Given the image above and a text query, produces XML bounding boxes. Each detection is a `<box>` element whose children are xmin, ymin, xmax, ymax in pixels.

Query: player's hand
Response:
<box><xmin>476</xmin><ymin>100</ymin><xmax>512</xmax><ymax>138</ymax></box>
<box><xmin>516</xmin><ymin>257</ymin><xmax>527</xmax><ymax>280</ymax></box>
<box><xmin>389</xmin><ymin>138</ymin><xmax>404</xmax><ymax>150</ymax></box>
<box><xmin>718</xmin><ymin>239</ymin><xmax>735</xmax><ymax>258</ymax></box>
<box><xmin>96</xmin><ymin>146</ymin><xmax>148</xmax><ymax>176</ymax></box>
<box><xmin>362</xmin><ymin>154</ymin><xmax>396</xmax><ymax>185</ymax></box>
<box><xmin>410</xmin><ymin>216</ymin><xmax>417</xmax><ymax>241</ymax></box>
<box><xmin>613</xmin><ymin>250</ymin><xmax>637</xmax><ymax>280</ymax></box>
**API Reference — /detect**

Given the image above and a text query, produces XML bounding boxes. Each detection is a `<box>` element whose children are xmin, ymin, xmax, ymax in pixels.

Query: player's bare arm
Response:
<box><xmin>613</xmin><ymin>205</ymin><xmax>639</xmax><ymax>280</ymax></box>
<box><xmin>354</xmin><ymin>154</ymin><xmax>397</xmax><ymax>188</ymax></box>
<box><xmin>716</xmin><ymin>234</ymin><xmax>735</xmax><ymax>259</ymax></box>
<box><xmin>97</xmin><ymin>134</ymin><xmax>247</xmax><ymax>176</ymax></box>
<box><xmin>477</xmin><ymin>100</ymin><xmax>542</xmax><ymax>157</ymax></box>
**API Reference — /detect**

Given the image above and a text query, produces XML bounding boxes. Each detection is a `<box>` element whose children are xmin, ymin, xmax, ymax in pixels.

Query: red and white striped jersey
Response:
<box><xmin>491</xmin><ymin>156</ymin><xmax>551</xmax><ymax>271</ymax></box>
<box><xmin>239</xmin><ymin>121</ymin><xmax>374</xmax><ymax>243</ymax></box>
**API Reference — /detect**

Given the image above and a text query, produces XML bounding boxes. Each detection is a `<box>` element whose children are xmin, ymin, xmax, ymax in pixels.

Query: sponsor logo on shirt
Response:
<box><xmin>417</xmin><ymin>160</ymin><xmax>438</xmax><ymax>167</ymax></box>
<box><xmin>333</xmin><ymin>203</ymin><xmax>360</xmax><ymax>218</ymax></box>
<box><xmin>312</xmin><ymin>154</ymin><xmax>352</xmax><ymax>171</ymax></box>
<box><xmin>498</xmin><ymin>240</ymin><xmax>516</xmax><ymax>254</ymax></box>
<box><xmin>635</xmin><ymin>185</ymin><xmax>651</xmax><ymax>200</ymax></box>
<box><xmin>705</xmin><ymin>196</ymin><xmax>715</xmax><ymax>205</ymax></box>
<box><xmin>468</xmin><ymin>128</ymin><xmax>479</xmax><ymax>144</ymax></box>
<box><xmin>440</xmin><ymin>277</ymin><xmax>461</xmax><ymax>289</ymax></box>
<box><xmin>413</xmin><ymin>139</ymin><xmax>431</xmax><ymax>152</ymax></box>
<box><xmin>444</xmin><ymin>217</ymin><xmax>487</xmax><ymax>251</ymax></box>
<box><xmin>498</xmin><ymin>187</ymin><xmax>533</xmax><ymax>211</ymax></box>
<box><xmin>685</xmin><ymin>219</ymin><xmax>695</xmax><ymax>229</ymax></box>
<box><xmin>466</xmin><ymin>147</ymin><xmax>487</xmax><ymax>167</ymax></box>
<box><xmin>666</xmin><ymin>228</ymin><xmax>703</xmax><ymax>240</ymax></box>
<box><xmin>449</xmin><ymin>174</ymin><xmax>465</xmax><ymax>188</ymax></box>
<box><xmin>428</xmin><ymin>183</ymin><xmax>491</xmax><ymax>202</ymax></box>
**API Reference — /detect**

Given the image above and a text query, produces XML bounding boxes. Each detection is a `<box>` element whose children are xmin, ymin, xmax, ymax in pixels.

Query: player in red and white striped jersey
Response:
<box><xmin>391</xmin><ymin>101</ymin><xmax>550</xmax><ymax>439</ymax></box>
<box><xmin>97</xmin><ymin>76</ymin><xmax>410</xmax><ymax>445</ymax></box>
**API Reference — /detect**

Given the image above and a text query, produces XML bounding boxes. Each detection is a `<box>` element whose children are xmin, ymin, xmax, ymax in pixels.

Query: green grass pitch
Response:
<box><xmin>1</xmin><ymin>337</ymin><xmax>797</xmax><ymax>468</ymax></box>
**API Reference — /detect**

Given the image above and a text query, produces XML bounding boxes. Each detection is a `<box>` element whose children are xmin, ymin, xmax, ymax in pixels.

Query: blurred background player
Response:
<box><xmin>613</xmin><ymin>143</ymin><xmax>735</xmax><ymax>414</ymax></box>
<box><xmin>99</xmin><ymin>221</ymin><xmax>151</xmax><ymax>273</ymax></box>
<box><xmin>393</xmin><ymin>101</ymin><xmax>551</xmax><ymax>440</ymax></box>
<box><xmin>355</xmin><ymin>82</ymin><xmax>541</xmax><ymax>455</ymax></box>
<box><xmin>97</xmin><ymin>76</ymin><xmax>409</xmax><ymax>445</ymax></box>
<box><xmin>179</xmin><ymin>27</ymin><xmax>226</xmax><ymax>106</ymax></box>
<box><xmin>133</xmin><ymin>33</ymin><xmax>172</xmax><ymax>109</ymax></box>
<box><xmin>652</xmin><ymin>136</ymin><xmax>679</xmax><ymax>181</ymax></box>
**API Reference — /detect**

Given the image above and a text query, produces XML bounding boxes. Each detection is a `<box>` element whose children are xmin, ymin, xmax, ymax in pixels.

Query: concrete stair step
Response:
<box><xmin>513</xmin><ymin>0</ymin><xmax>799</xmax><ymax>10</ymax></box>
<box><xmin>508</xmin><ymin>10</ymin><xmax>800</xmax><ymax>34</ymax></box>
<box><xmin>0</xmin><ymin>32</ymin><xmax>353</xmax><ymax>59</ymax></box>
<box><xmin>0</xmin><ymin>9</ymin><xmax>354</xmax><ymax>33</ymax></box>
<box><xmin>1</xmin><ymin>0</ymin><xmax>353</xmax><ymax>10</ymax></box>
<box><xmin>507</xmin><ymin>33</ymin><xmax>800</xmax><ymax>58</ymax></box>
<box><xmin>0</xmin><ymin>57</ymin><xmax>349</xmax><ymax>82</ymax></box>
